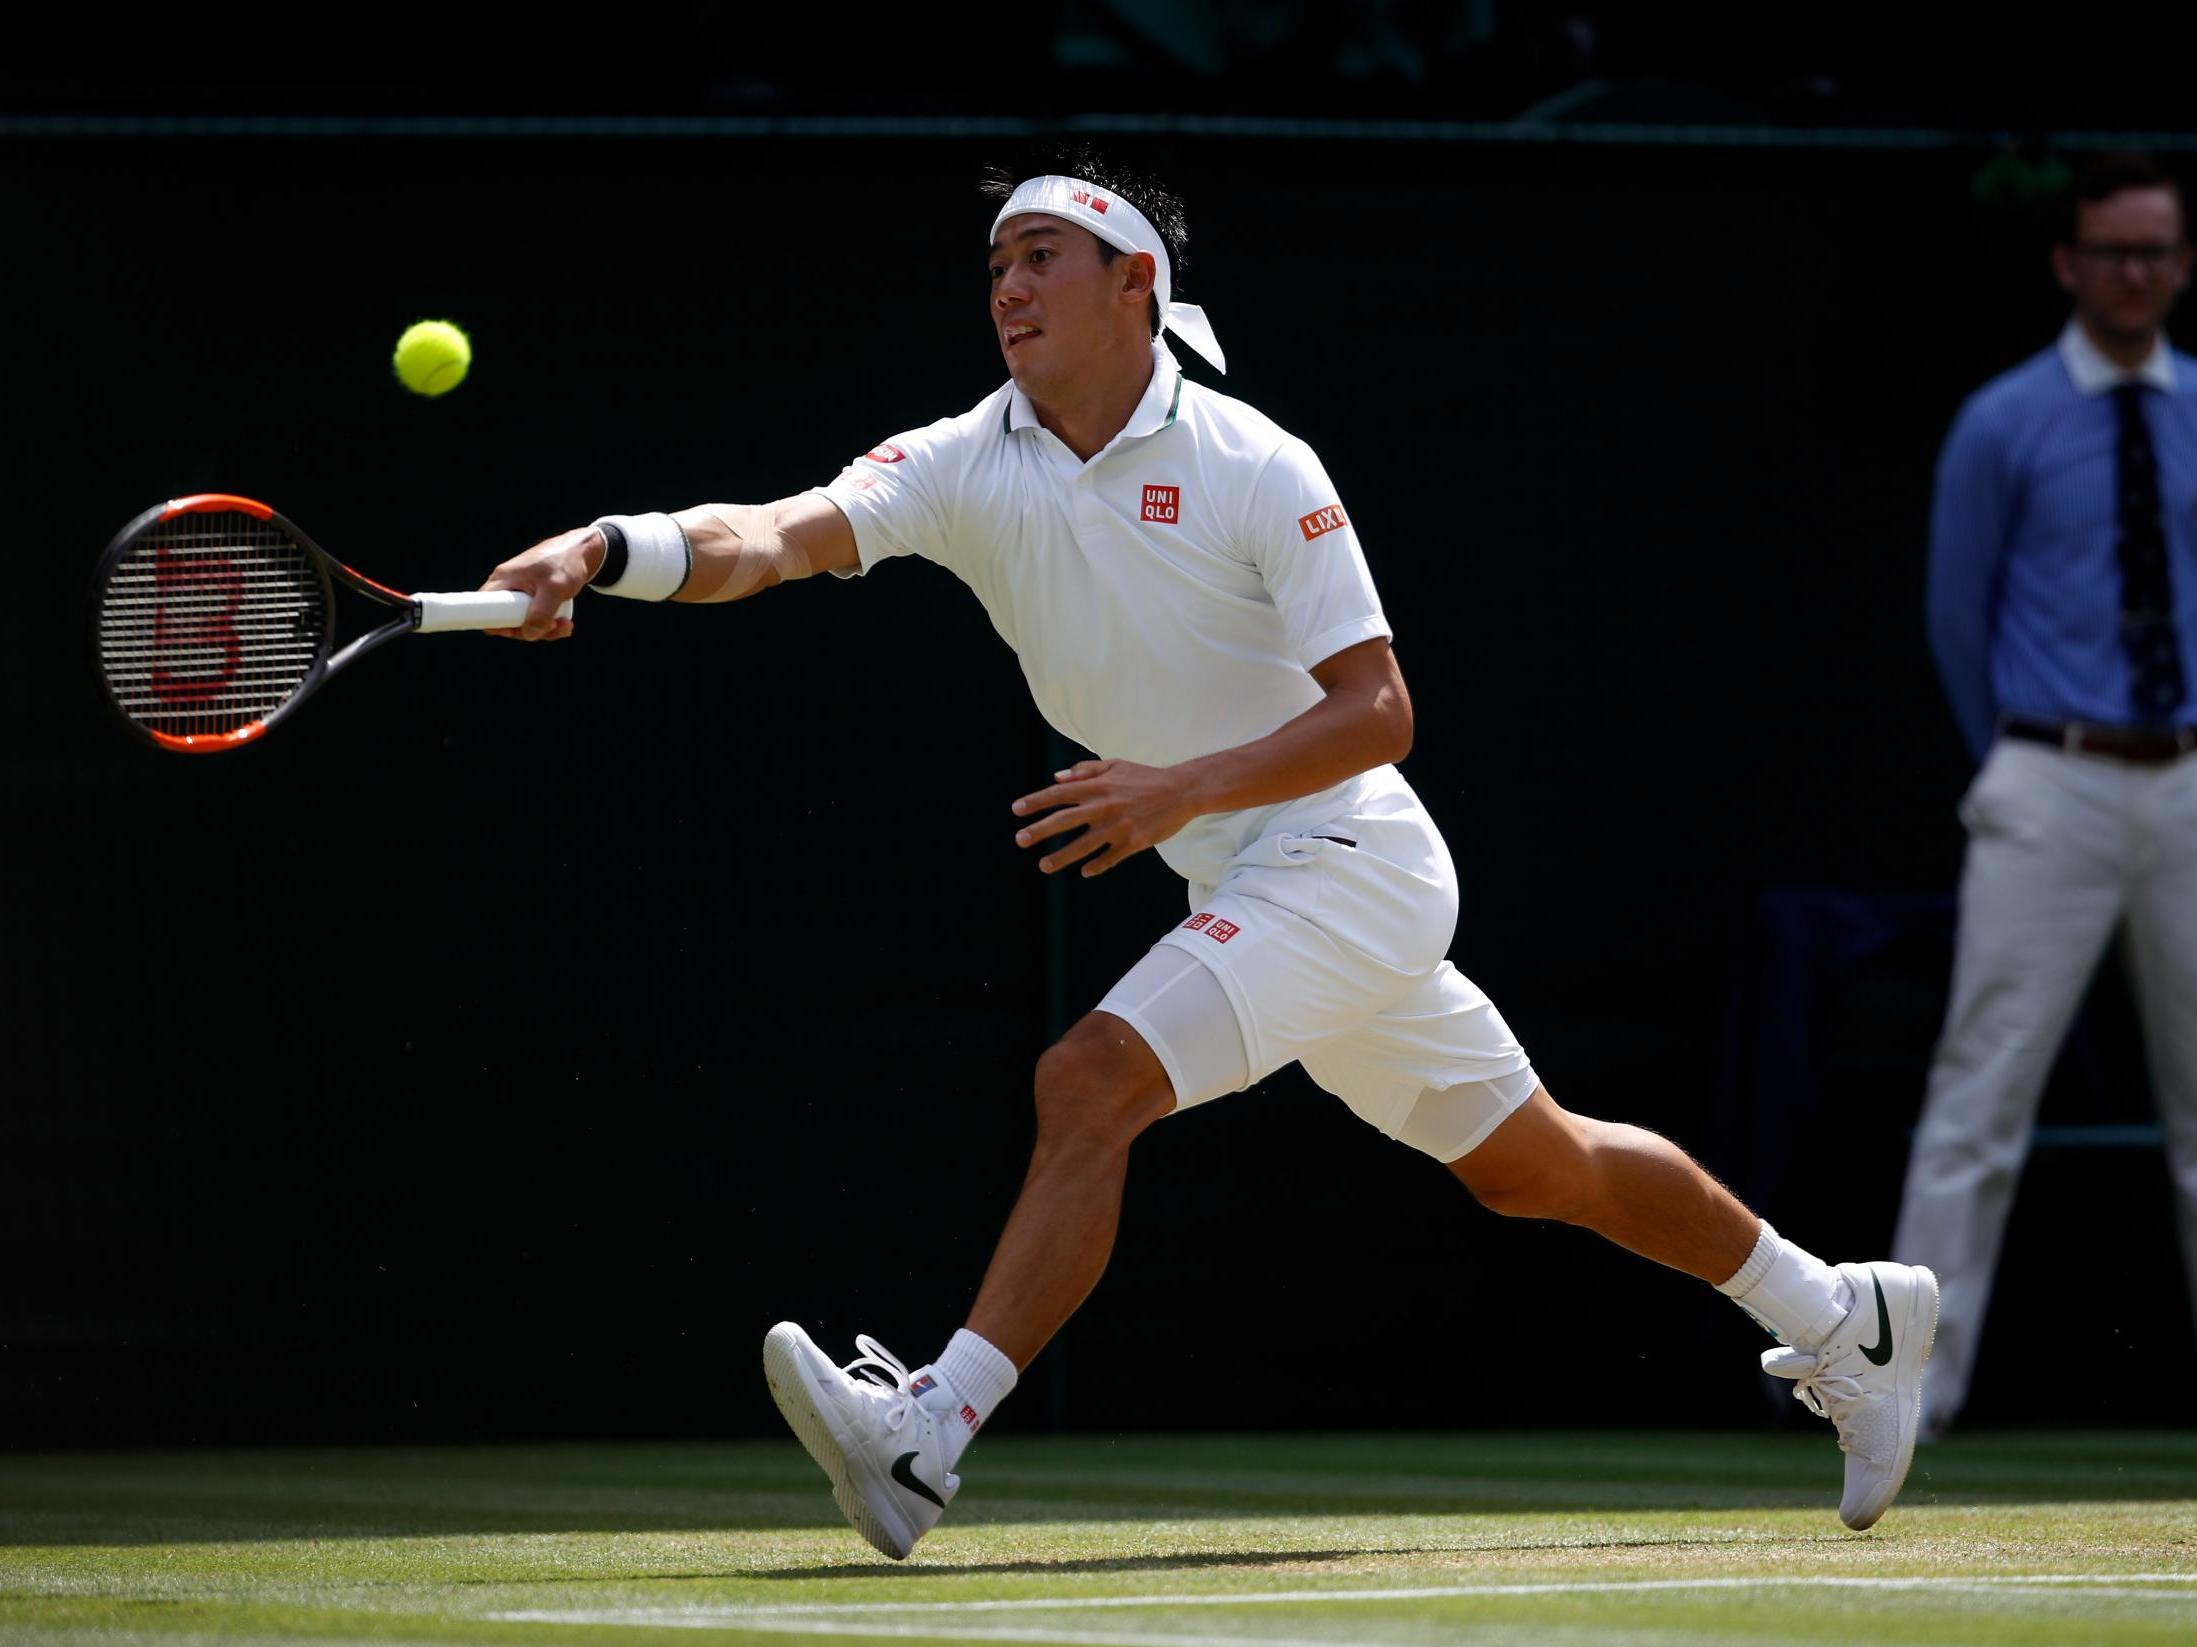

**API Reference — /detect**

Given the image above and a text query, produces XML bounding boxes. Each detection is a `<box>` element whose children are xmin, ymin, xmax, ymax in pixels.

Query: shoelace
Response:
<box><xmin>842</xmin><ymin>1333</ymin><xmax>919</xmax><ymax>1432</ymax></box>
<box><xmin>1763</xmin><ymin>1349</ymin><xmax>1867</xmax><ymax>1453</ymax></box>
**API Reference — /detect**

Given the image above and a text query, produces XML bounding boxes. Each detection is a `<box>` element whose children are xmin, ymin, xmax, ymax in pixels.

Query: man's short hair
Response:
<box><xmin>2055</xmin><ymin>150</ymin><xmax>2188</xmax><ymax>244</ymax></box>
<box><xmin>981</xmin><ymin>146</ymin><xmax>1190</xmax><ymax>336</ymax></box>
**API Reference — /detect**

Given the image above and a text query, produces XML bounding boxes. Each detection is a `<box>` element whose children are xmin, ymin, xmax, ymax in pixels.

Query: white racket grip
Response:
<box><xmin>413</xmin><ymin>591</ymin><xmax>577</xmax><ymax>632</ymax></box>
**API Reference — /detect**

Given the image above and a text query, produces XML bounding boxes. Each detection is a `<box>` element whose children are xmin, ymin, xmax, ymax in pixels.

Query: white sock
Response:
<box><xmin>918</xmin><ymin>1328</ymin><xmax>1017</xmax><ymax>1472</ymax></box>
<box><xmin>1715</xmin><ymin>1221</ymin><xmax>1853</xmax><ymax>1352</ymax></box>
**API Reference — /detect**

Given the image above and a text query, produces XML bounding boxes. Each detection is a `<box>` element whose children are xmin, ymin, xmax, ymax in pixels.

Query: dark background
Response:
<box><xmin>6</xmin><ymin>7</ymin><xmax>2193</xmax><ymax>1447</ymax></box>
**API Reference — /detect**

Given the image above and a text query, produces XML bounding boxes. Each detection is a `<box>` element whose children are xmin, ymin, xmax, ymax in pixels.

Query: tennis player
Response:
<box><xmin>482</xmin><ymin>154</ymin><xmax>1936</xmax><ymax>1556</ymax></box>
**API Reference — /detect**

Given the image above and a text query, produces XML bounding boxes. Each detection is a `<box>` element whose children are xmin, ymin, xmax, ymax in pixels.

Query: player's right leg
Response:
<box><xmin>963</xmin><ymin>1006</ymin><xmax>1187</xmax><ymax>1365</ymax></box>
<box><xmin>766</xmin><ymin>1006</ymin><xmax>1181</xmax><ymax>1560</ymax></box>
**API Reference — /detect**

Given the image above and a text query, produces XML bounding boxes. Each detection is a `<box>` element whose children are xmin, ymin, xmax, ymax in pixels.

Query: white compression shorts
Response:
<box><xmin>1095</xmin><ymin>792</ymin><xmax>1540</xmax><ymax>1162</ymax></box>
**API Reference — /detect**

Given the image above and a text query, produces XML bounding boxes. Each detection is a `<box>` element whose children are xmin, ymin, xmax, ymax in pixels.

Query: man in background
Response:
<box><xmin>1897</xmin><ymin>151</ymin><xmax>2197</xmax><ymax>1436</ymax></box>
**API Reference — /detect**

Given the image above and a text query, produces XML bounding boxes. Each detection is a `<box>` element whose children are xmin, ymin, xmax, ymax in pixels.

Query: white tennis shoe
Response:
<box><xmin>762</xmin><ymin>1322</ymin><xmax>961</xmax><ymax>1560</ymax></box>
<box><xmin>1762</xmin><ymin>1260</ymin><xmax>1940</xmax><ymax>1531</ymax></box>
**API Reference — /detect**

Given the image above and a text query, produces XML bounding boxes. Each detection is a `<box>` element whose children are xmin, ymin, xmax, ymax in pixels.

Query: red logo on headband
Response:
<box><xmin>1068</xmin><ymin>189</ymin><xmax>1110</xmax><ymax>214</ymax></box>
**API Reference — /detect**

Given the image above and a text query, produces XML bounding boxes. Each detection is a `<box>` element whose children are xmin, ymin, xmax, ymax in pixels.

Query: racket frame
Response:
<box><xmin>95</xmin><ymin>492</ymin><xmax>431</xmax><ymax>754</ymax></box>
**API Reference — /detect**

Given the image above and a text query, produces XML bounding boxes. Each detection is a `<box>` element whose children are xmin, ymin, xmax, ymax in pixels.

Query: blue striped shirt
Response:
<box><xmin>1927</xmin><ymin>321</ymin><xmax>2197</xmax><ymax>758</ymax></box>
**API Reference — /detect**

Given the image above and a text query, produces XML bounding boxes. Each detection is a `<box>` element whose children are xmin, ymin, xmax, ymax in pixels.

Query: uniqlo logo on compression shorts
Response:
<box><xmin>1298</xmin><ymin>503</ymin><xmax>1348</xmax><ymax>540</ymax></box>
<box><xmin>1142</xmin><ymin>484</ymin><xmax>1180</xmax><ymax>524</ymax></box>
<box><xmin>1182</xmin><ymin>912</ymin><xmax>1238</xmax><ymax>942</ymax></box>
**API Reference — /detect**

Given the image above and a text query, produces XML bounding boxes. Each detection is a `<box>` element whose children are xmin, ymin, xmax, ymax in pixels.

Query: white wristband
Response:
<box><xmin>589</xmin><ymin>512</ymin><xmax>692</xmax><ymax>601</ymax></box>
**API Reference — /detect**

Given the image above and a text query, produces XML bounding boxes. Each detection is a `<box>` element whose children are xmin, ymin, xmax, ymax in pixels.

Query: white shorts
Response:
<box><xmin>1095</xmin><ymin>794</ymin><xmax>1537</xmax><ymax>1161</ymax></box>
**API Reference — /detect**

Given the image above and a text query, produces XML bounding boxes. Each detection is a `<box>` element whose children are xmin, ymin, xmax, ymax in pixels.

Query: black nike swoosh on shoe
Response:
<box><xmin>1860</xmin><ymin>1273</ymin><xmax>1894</xmax><ymax>1366</ymax></box>
<box><xmin>891</xmin><ymin>1450</ymin><xmax>945</xmax><ymax>1508</ymax></box>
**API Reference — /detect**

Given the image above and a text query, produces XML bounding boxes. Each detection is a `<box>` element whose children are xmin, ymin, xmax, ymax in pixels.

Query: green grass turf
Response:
<box><xmin>3</xmin><ymin>1431</ymin><xmax>2194</xmax><ymax>1644</ymax></box>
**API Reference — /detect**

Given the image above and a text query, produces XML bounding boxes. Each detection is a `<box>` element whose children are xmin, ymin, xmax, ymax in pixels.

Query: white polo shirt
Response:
<box><xmin>816</xmin><ymin>340</ymin><xmax>1409</xmax><ymax>887</ymax></box>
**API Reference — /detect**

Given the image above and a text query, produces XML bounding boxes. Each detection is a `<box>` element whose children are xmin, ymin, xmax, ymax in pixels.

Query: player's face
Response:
<box><xmin>2054</xmin><ymin>186</ymin><xmax>2193</xmax><ymax>346</ymax></box>
<box><xmin>988</xmin><ymin>215</ymin><xmax>1146</xmax><ymax>392</ymax></box>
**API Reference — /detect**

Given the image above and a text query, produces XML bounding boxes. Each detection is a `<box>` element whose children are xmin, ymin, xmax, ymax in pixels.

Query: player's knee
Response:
<box><xmin>1032</xmin><ymin>1029</ymin><xmax>1169</xmax><ymax>1155</ymax></box>
<box><xmin>1465</xmin><ymin>1159</ymin><xmax>1594</xmax><ymax>1222</ymax></box>
<box><xmin>1454</xmin><ymin>1102</ymin><xmax>1602</xmax><ymax>1223</ymax></box>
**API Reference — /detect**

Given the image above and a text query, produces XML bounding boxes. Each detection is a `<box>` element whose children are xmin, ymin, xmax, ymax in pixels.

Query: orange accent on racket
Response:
<box><xmin>161</xmin><ymin>493</ymin><xmax>276</xmax><ymax>521</ymax></box>
<box><xmin>148</xmin><ymin>722</ymin><xmax>270</xmax><ymax>753</ymax></box>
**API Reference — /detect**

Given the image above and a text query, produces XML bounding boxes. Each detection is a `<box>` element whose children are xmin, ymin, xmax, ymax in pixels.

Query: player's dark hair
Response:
<box><xmin>982</xmin><ymin>146</ymin><xmax>1190</xmax><ymax>337</ymax></box>
<box><xmin>2055</xmin><ymin>150</ymin><xmax>2188</xmax><ymax>244</ymax></box>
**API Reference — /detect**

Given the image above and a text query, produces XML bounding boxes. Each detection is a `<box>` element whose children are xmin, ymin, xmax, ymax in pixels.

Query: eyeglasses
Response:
<box><xmin>2072</xmin><ymin>242</ymin><xmax>2186</xmax><ymax>272</ymax></box>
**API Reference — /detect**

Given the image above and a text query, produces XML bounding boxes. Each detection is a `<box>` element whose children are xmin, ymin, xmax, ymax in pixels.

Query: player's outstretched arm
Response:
<box><xmin>671</xmin><ymin>494</ymin><xmax>860</xmax><ymax>603</ymax></box>
<box><xmin>1012</xmin><ymin>637</ymin><xmax>1414</xmax><ymax>878</ymax></box>
<box><xmin>482</xmin><ymin>493</ymin><xmax>859</xmax><ymax>640</ymax></box>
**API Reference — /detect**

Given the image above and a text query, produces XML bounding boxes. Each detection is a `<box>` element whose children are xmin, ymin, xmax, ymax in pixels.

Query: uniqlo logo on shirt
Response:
<box><xmin>1183</xmin><ymin>912</ymin><xmax>1213</xmax><ymax>931</ymax></box>
<box><xmin>864</xmin><ymin>442</ymin><xmax>907</xmax><ymax>463</ymax></box>
<box><xmin>1205</xmin><ymin>919</ymin><xmax>1240</xmax><ymax>943</ymax></box>
<box><xmin>1298</xmin><ymin>503</ymin><xmax>1348</xmax><ymax>540</ymax></box>
<box><xmin>1142</xmin><ymin>484</ymin><xmax>1181</xmax><ymax>524</ymax></box>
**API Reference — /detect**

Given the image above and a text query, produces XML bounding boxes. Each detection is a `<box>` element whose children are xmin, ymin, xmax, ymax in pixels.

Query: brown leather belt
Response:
<box><xmin>2002</xmin><ymin>715</ymin><xmax>2197</xmax><ymax>763</ymax></box>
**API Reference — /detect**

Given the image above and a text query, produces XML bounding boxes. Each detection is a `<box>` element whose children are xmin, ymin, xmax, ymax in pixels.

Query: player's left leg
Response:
<box><xmin>1445</xmin><ymin>1087</ymin><xmax>1760</xmax><ymax>1281</ymax></box>
<box><xmin>1437</xmin><ymin>1081</ymin><xmax>1935</xmax><ymax>1531</ymax></box>
<box><xmin>1301</xmin><ymin>959</ymin><xmax>1934</xmax><ymax>1532</ymax></box>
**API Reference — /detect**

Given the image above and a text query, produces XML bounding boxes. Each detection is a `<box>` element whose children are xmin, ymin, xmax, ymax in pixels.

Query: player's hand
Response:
<box><xmin>1012</xmin><ymin>759</ymin><xmax>1199</xmax><ymax>878</ymax></box>
<box><xmin>480</xmin><ymin>527</ymin><xmax>605</xmax><ymax>641</ymax></box>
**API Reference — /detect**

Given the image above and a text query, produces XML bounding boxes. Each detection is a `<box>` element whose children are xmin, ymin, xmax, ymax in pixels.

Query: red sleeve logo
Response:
<box><xmin>863</xmin><ymin>442</ymin><xmax>907</xmax><ymax>463</ymax></box>
<box><xmin>1298</xmin><ymin>503</ymin><xmax>1348</xmax><ymax>541</ymax></box>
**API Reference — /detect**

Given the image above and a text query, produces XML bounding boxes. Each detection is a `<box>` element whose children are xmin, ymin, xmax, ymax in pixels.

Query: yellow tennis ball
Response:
<box><xmin>393</xmin><ymin>319</ymin><xmax>472</xmax><ymax>397</ymax></box>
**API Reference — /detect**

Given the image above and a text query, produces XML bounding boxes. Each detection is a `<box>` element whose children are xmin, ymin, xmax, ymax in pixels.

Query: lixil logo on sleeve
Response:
<box><xmin>1298</xmin><ymin>503</ymin><xmax>1348</xmax><ymax>541</ymax></box>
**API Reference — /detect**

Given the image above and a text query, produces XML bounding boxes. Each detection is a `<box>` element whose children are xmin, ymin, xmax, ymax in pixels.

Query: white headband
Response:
<box><xmin>989</xmin><ymin>175</ymin><xmax>1227</xmax><ymax>374</ymax></box>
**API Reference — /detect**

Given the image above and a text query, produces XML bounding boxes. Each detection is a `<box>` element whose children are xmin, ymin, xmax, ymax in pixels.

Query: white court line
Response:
<box><xmin>552</xmin><ymin>1628</ymin><xmax>1373</xmax><ymax>1647</ymax></box>
<box><xmin>495</xmin><ymin>1570</ymin><xmax>2197</xmax><ymax>1630</ymax></box>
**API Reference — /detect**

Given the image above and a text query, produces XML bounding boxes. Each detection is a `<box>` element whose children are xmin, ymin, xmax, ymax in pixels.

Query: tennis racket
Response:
<box><xmin>94</xmin><ymin>492</ymin><xmax>572</xmax><ymax>754</ymax></box>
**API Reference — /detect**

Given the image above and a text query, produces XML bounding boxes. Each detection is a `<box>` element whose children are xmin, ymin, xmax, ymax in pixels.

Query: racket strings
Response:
<box><xmin>99</xmin><ymin>514</ymin><xmax>328</xmax><ymax>736</ymax></box>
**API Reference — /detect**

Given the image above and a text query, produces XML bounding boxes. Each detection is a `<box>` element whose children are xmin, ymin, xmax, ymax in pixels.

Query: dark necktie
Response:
<box><xmin>2113</xmin><ymin>382</ymin><xmax>2187</xmax><ymax>724</ymax></box>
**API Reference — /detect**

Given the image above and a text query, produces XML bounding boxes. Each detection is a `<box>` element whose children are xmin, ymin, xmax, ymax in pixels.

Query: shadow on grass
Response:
<box><xmin>2</xmin><ymin>1431</ymin><xmax>2192</xmax><ymax>1548</ymax></box>
<box><xmin>759</xmin><ymin>1532</ymin><xmax>1846</xmax><ymax>1582</ymax></box>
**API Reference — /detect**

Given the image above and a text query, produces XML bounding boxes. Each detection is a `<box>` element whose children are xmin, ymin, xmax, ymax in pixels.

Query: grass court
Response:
<box><xmin>4</xmin><ymin>1430</ymin><xmax>2194</xmax><ymax>1645</ymax></box>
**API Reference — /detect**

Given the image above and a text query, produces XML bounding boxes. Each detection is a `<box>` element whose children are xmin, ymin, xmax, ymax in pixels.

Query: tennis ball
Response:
<box><xmin>393</xmin><ymin>319</ymin><xmax>472</xmax><ymax>397</ymax></box>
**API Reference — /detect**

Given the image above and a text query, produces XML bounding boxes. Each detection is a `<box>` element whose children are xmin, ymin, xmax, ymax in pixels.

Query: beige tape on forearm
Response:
<box><xmin>673</xmin><ymin>502</ymin><xmax>811</xmax><ymax>601</ymax></box>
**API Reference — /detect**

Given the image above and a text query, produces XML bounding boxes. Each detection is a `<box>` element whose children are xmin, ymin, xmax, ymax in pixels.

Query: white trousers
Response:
<box><xmin>1893</xmin><ymin>739</ymin><xmax>2197</xmax><ymax>1427</ymax></box>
